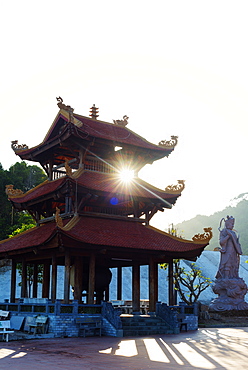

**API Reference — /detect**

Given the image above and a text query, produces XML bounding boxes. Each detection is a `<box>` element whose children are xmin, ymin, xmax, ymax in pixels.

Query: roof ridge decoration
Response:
<box><xmin>62</xmin><ymin>214</ymin><xmax>80</xmax><ymax>231</ymax></box>
<box><xmin>192</xmin><ymin>227</ymin><xmax>213</xmax><ymax>243</ymax></box>
<box><xmin>89</xmin><ymin>104</ymin><xmax>99</xmax><ymax>120</ymax></box>
<box><xmin>165</xmin><ymin>180</ymin><xmax>185</xmax><ymax>194</ymax></box>
<box><xmin>5</xmin><ymin>184</ymin><xmax>24</xmax><ymax>197</ymax></box>
<box><xmin>113</xmin><ymin>115</ymin><xmax>129</xmax><ymax>127</ymax></box>
<box><xmin>56</xmin><ymin>97</ymin><xmax>74</xmax><ymax>124</ymax></box>
<box><xmin>11</xmin><ymin>140</ymin><xmax>29</xmax><ymax>153</ymax></box>
<box><xmin>158</xmin><ymin>135</ymin><xmax>178</xmax><ymax>149</ymax></box>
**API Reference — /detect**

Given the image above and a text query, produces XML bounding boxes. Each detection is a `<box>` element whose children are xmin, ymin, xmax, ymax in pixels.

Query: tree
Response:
<box><xmin>9</xmin><ymin>223</ymin><xmax>43</xmax><ymax>298</ymax></box>
<box><xmin>161</xmin><ymin>260</ymin><xmax>212</xmax><ymax>305</ymax></box>
<box><xmin>0</xmin><ymin>161</ymin><xmax>47</xmax><ymax>240</ymax></box>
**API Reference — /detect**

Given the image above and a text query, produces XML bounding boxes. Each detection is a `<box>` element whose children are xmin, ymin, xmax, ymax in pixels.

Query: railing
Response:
<box><xmin>84</xmin><ymin>159</ymin><xmax>115</xmax><ymax>173</ymax></box>
<box><xmin>156</xmin><ymin>302</ymin><xmax>199</xmax><ymax>332</ymax></box>
<box><xmin>101</xmin><ymin>301</ymin><xmax>122</xmax><ymax>329</ymax></box>
<box><xmin>0</xmin><ymin>300</ymin><xmax>102</xmax><ymax>316</ymax></box>
<box><xmin>156</xmin><ymin>302</ymin><xmax>179</xmax><ymax>333</ymax></box>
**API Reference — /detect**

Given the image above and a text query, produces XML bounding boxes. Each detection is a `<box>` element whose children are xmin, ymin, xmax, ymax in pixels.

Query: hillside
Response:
<box><xmin>175</xmin><ymin>193</ymin><xmax>248</xmax><ymax>254</ymax></box>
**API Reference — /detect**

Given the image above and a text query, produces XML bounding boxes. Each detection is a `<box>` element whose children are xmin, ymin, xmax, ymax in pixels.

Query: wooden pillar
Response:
<box><xmin>132</xmin><ymin>263</ymin><xmax>140</xmax><ymax>312</ymax></box>
<box><xmin>88</xmin><ymin>253</ymin><xmax>95</xmax><ymax>304</ymax></box>
<box><xmin>155</xmin><ymin>263</ymin><xmax>158</xmax><ymax>304</ymax></box>
<box><xmin>21</xmin><ymin>259</ymin><xmax>28</xmax><ymax>298</ymax></box>
<box><xmin>105</xmin><ymin>285</ymin><xmax>109</xmax><ymax>302</ymax></box>
<box><xmin>117</xmin><ymin>266</ymin><xmax>122</xmax><ymax>300</ymax></box>
<box><xmin>32</xmin><ymin>264</ymin><xmax>38</xmax><ymax>298</ymax></box>
<box><xmin>42</xmin><ymin>261</ymin><xmax>50</xmax><ymax>298</ymax></box>
<box><xmin>64</xmin><ymin>251</ymin><xmax>71</xmax><ymax>304</ymax></box>
<box><xmin>149</xmin><ymin>257</ymin><xmax>157</xmax><ymax>312</ymax></box>
<box><xmin>168</xmin><ymin>259</ymin><xmax>174</xmax><ymax>306</ymax></box>
<box><xmin>51</xmin><ymin>255</ymin><xmax>57</xmax><ymax>303</ymax></box>
<box><xmin>10</xmin><ymin>259</ymin><xmax>16</xmax><ymax>303</ymax></box>
<box><xmin>74</xmin><ymin>256</ymin><xmax>83</xmax><ymax>303</ymax></box>
<box><xmin>48</xmin><ymin>159</ymin><xmax>53</xmax><ymax>180</ymax></box>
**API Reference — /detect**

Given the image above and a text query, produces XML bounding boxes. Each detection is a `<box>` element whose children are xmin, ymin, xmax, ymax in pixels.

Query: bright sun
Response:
<box><xmin>119</xmin><ymin>169</ymin><xmax>135</xmax><ymax>183</ymax></box>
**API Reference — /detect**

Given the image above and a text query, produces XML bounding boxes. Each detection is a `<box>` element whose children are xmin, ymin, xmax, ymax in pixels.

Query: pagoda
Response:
<box><xmin>0</xmin><ymin>98</ymin><xmax>212</xmax><ymax>313</ymax></box>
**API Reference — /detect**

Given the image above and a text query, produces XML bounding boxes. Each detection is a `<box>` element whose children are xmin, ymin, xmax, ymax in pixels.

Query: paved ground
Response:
<box><xmin>1</xmin><ymin>327</ymin><xmax>248</xmax><ymax>369</ymax></box>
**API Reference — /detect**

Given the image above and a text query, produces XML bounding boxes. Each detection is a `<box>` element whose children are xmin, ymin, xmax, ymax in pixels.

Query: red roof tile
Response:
<box><xmin>9</xmin><ymin>171</ymin><xmax>180</xmax><ymax>205</ymax></box>
<box><xmin>16</xmin><ymin>112</ymin><xmax>174</xmax><ymax>160</ymax></box>
<box><xmin>0</xmin><ymin>216</ymin><xmax>207</xmax><ymax>261</ymax></box>
<box><xmin>0</xmin><ymin>222</ymin><xmax>56</xmax><ymax>253</ymax></box>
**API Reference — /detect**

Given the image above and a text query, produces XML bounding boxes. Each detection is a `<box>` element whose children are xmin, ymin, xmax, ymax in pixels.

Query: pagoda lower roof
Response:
<box><xmin>0</xmin><ymin>215</ymin><xmax>209</xmax><ymax>261</ymax></box>
<box><xmin>8</xmin><ymin>170</ymin><xmax>181</xmax><ymax>206</ymax></box>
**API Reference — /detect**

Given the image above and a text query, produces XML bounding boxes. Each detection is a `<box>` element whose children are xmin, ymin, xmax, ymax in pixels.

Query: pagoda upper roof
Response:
<box><xmin>12</xmin><ymin>105</ymin><xmax>178</xmax><ymax>164</ymax></box>
<box><xmin>0</xmin><ymin>215</ymin><xmax>211</xmax><ymax>262</ymax></box>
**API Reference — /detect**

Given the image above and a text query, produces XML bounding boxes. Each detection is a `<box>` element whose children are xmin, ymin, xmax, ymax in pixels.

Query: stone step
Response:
<box><xmin>121</xmin><ymin>315</ymin><xmax>172</xmax><ymax>337</ymax></box>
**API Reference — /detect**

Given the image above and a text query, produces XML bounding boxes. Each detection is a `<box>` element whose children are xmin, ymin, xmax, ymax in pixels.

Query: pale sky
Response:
<box><xmin>1</xmin><ymin>1</ymin><xmax>248</xmax><ymax>231</ymax></box>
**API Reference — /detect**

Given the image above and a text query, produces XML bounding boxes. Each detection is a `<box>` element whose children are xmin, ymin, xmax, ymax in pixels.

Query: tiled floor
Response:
<box><xmin>1</xmin><ymin>327</ymin><xmax>248</xmax><ymax>369</ymax></box>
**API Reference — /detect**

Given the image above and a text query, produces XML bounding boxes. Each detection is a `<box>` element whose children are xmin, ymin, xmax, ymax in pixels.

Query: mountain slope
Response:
<box><xmin>175</xmin><ymin>193</ymin><xmax>248</xmax><ymax>254</ymax></box>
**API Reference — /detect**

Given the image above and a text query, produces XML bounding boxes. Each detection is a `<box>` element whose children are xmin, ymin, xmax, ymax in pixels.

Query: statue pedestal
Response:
<box><xmin>209</xmin><ymin>278</ymin><xmax>248</xmax><ymax>311</ymax></box>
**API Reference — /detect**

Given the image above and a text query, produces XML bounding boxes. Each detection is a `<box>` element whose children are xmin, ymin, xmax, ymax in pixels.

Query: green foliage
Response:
<box><xmin>0</xmin><ymin>161</ymin><xmax>47</xmax><ymax>241</ymax></box>
<box><xmin>161</xmin><ymin>259</ymin><xmax>212</xmax><ymax>305</ymax></box>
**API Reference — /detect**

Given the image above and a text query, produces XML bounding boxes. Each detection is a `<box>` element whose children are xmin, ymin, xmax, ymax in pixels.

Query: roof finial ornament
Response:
<box><xmin>56</xmin><ymin>97</ymin><xmax>74</xmax><ymax>123</ymax></box>
<box><xmin>113</xmin><ymin>115</ymin><xmax>129</xmax><ymax>127</ymax></box>
<box><xmin>89</xmin><ymin>104</ymin><xmax>99</xmax><ymax>119</ymax></box>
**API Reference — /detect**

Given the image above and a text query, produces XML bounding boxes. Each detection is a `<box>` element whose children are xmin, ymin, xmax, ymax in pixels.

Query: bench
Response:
<box><xmin>0</xmin><ymin>321</ymin><xmax>15</xmax><ymax>342</ymax></box>
<box><xmin>25</xmin><ymin>315</ymin><xmax>48</xmax><ymax>334</ymax></box>
<box><xmin>75</xmin><ymin>317</ymin><xmax>102</xmax><ymax>337</ymax></box>
<box><xmin>177</xmin><ymin>314</ymin><xmax>188</xmax><ymax>332</ymax></box>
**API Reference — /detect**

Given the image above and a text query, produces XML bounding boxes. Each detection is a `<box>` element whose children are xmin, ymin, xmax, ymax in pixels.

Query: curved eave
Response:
<box><xmin>0</xmin><ymin>217</ymin><xmax>208</xmax><ymax>262</ymax></box>
<box><xmin>8</xmin><ymin>171</ymin><xmax>183</xmax><ymax>208</ymax></box>
<box><xmin>13</xmin><ymin>109</ymin><xmax>176</xmax><ymax>162</ymax></box>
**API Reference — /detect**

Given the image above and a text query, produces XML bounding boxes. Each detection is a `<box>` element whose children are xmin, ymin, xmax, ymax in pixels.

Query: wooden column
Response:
<box><xmin>51</xmin><ymin>255</ymin><xmax>57</xmax><ymax>303</ymax></box>
<box><xmin>42</xmin><ymin>261</ymin><xmax>50</xmax><ymax>298</ymax></box>
<box><xmin>117</xmin><ymin>266</ymin><xmax>122</xmax><ymax>300</ymax></box>
<box><xmin>149</xmin><ymin>257</ymin><xmax>158</xmax><ymax>312</ymax></box>
<box><xmin>21</xmin><ymin>259</ymin><xmax>28</xmax><ymax>298</ymax></box>
<box><xmin>168</xmin><ymin>259</ymin><xmax>174</xmax><ymax>306</ymax></box>
<box><xmin>132</xmin><ymin>263</ymin><xmax>140</xmax><ymax>312</ymax></box>
<box><xmin>10</xmin><ymin>259</ymin><xmax>16</xmax><ymax>303</ymax></box>
<box><xmin>32</xmin><ymin>264</ymin><xmax>38</xmax><ymax>298</ymax></box>
<box><xmin>155</xmin><ymin>263</ymin><xmax>158</xmax><ymax>304</ymax></box>
<box><xmin>88</xmin><ymin>253</ymin><xmax>95</xmax><ymax>304</ymax></box>
<box><xmin>74</xmin><ymin>256</ymin><xmax>83</xmax><ymax>303</ymax></box>
<box><xmin>105</xmin><ymin>285</ymin><xmax>109</xmax><ymax>302</ymax></box>
<box><xmin>64</xmin><ymin>251</ymin><xmax>71</xmax><ymax>304</ymax></box>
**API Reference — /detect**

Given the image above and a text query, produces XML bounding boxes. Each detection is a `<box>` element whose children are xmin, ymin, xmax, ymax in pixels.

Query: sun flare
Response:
<box><xmin>119</xmin><ymin>168</ymin><xmax>135</xmax><ymax>183</ymax></box>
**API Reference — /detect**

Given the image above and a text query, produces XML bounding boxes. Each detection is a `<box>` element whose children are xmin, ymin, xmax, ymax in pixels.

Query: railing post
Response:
<box><xmin>54</xmin><ymin>300</ymin><xmax>61</xmax><ymax>315</ymax></box>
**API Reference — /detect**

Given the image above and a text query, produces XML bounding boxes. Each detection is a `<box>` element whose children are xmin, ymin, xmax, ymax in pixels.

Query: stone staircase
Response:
<box><xmin>121</xmin><ymin>315</ymin><xmax>173</xmax><ymax>337</ymax></box>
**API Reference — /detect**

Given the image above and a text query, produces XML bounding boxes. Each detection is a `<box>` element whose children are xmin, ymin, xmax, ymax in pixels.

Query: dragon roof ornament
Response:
<box><xmin>192</xmin><ymin>227</ymin><xmax>213</xmax><ymax>243</ymax></box>
<box><xmin>165</xmin><ymin>180</ymin><xmax>185</xmax><ymax>194</ymax></box>
<box><xmin>11</xmin><ymin>140</ymin><xmax>29</xmax><ymax>153</ymax></box>
<box><xmin>5</xmin><ymin>184</ymin><xmax>24</xmax><ymax>197</ymax></box>
<box><xmin>113</xmin><ymin>115</ymin><xmax>129</xmax><ymax>127</ymax></box>
<box><xmin>158</xmin><ymin>135</ymin><xmax>178</xmax><ymax>149</ymax></box>
<box><xmin>56</xmin><ymin>97</ymin><xmax>74</xmax><ymax>124</ymax></box>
